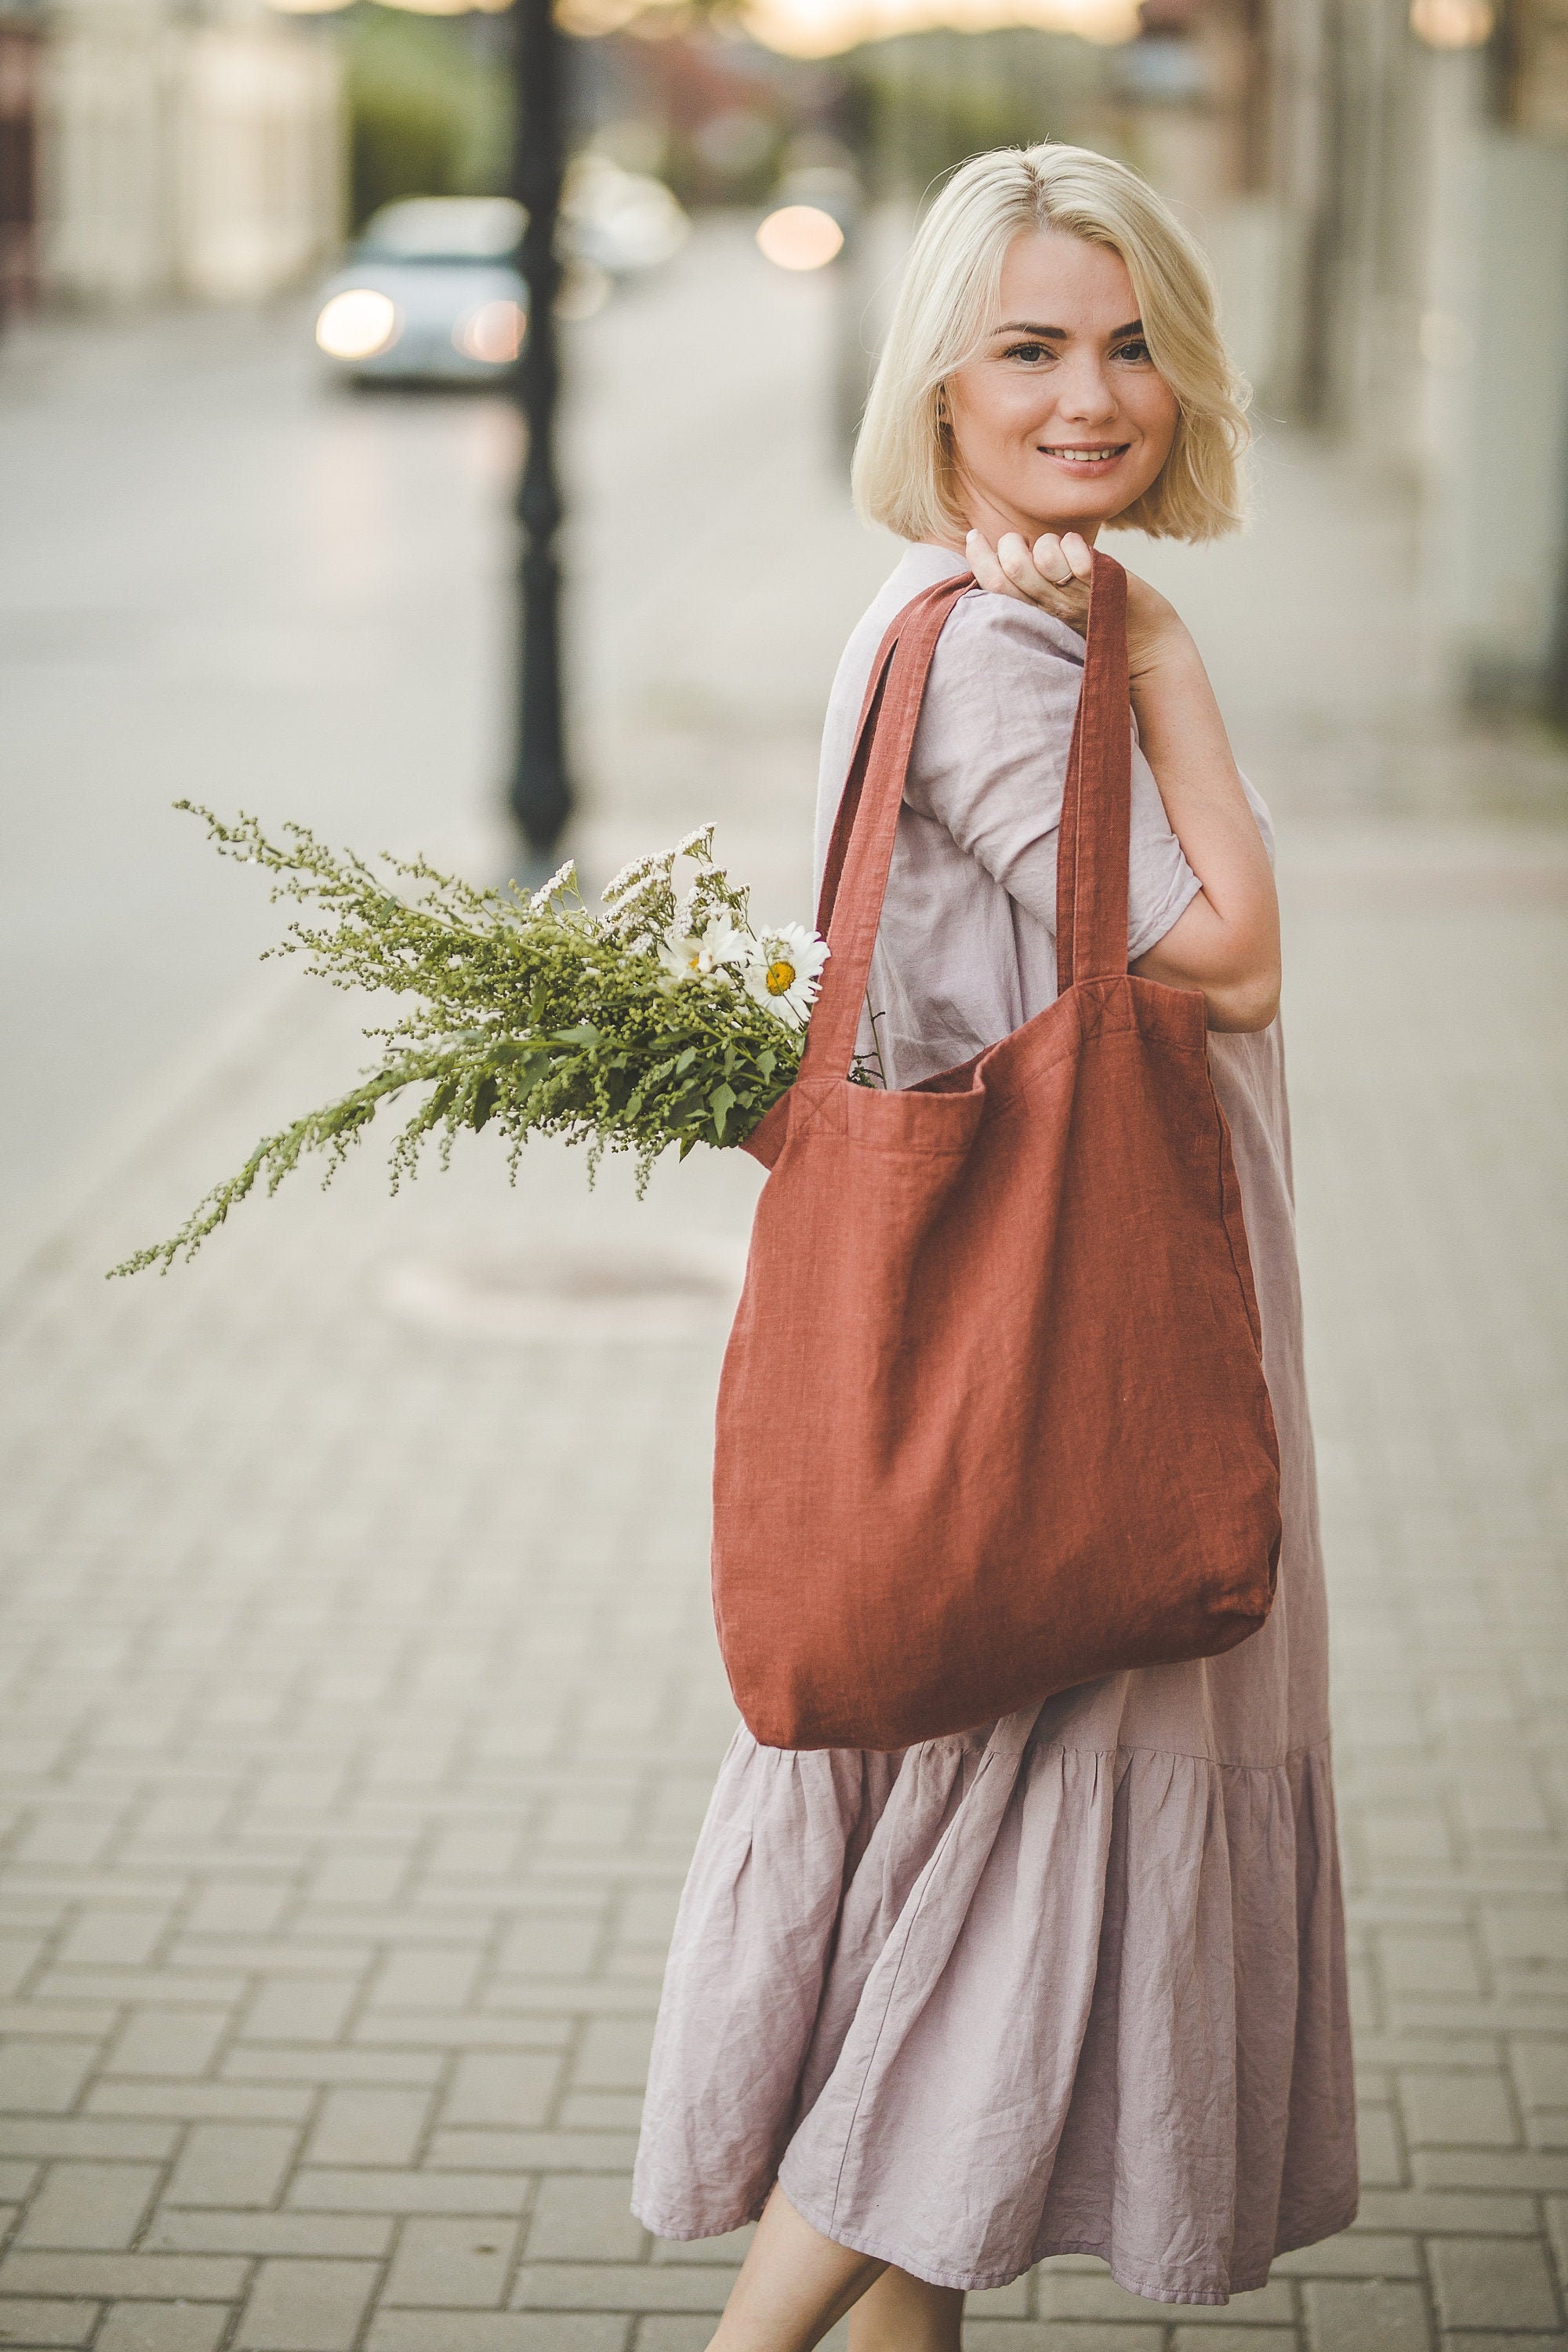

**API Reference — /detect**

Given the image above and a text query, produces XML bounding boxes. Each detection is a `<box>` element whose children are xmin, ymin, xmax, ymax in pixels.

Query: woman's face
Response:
<box><xmin>942</xmin><ymin>229</ymin><xmax>1180</xmax><ymax>546</ymax></box>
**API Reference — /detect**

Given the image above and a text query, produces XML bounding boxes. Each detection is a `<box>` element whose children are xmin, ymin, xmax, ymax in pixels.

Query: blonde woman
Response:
<box><xmin>632</xmin><ymin>143</ymin><xmax>1357</xmax><ymax>2350</ymax></box>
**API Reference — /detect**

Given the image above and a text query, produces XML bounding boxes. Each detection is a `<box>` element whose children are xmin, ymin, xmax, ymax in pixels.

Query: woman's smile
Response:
<box><xmin>1038</xmin><ymin>441</ymin><xmax>1132</xmax><ymax>474</ymax></box>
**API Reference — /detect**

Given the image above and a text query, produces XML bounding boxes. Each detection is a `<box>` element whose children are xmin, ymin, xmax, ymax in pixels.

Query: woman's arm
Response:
<box><xmin>967</xmin><ymin>528</ymin><xmax>1280</xmax><ymax>1034</ymax></box>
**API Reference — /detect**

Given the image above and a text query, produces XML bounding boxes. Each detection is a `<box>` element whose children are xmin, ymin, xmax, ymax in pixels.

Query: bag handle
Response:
<box><xmin>1053</xmin><ymin>552</ymin><xmax>1131</xmax><ymax>995</ymax></box>
<box><xmin>803</xmin><ymin>548</ymin><xmax>1131</xmax><ymax>1085</ymax></box>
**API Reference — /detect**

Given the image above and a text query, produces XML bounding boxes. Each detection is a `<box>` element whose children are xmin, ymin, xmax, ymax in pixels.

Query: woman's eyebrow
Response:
<box><xmin>994</xmin><ymin>318</ymin><xmax>1145</xmax><ymax>339</ymax></box>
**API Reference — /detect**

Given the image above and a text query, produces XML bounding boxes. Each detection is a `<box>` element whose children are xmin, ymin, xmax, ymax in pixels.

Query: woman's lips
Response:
<box><xmin>1036</xmin><ymin>443</ymin><xmax>1130</xmax><ymax>477</ymax></box>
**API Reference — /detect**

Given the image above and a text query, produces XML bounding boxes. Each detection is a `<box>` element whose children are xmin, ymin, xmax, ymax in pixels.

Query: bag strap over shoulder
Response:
<box><xmin>803</xmin><ymin>548</ymin><xmax>1133</xmax><ymax>1087</ymax></box>
<box><xmin>1054</xmin><ymin>553</ymin><xmax>1131</xmax><ymax>995</ymax></box>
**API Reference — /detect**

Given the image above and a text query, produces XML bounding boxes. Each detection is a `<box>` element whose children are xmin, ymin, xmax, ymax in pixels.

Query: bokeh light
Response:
<box><xmin>1410</xmin><ymin>0</ymin><xmax>1495</xmax><ymax>43</ymax></box>
<box><xmin>454</xmin><ymin>299</ymin><xmax>527</xmax><ymax>364</ymax></box>
<box><xmin>315</xmin><ymin>289</ymin><xmax>400</xmax><ymax>361</ymax></box>
<box><xmin>755</xmin><ymin>205</ymin><xmax>845</xmax><ymax>272</ymax></box>
<box><xmin>1409</xmin><ymin>0</ymin><xmax>1494</xmax><ymax>43</ymax></box>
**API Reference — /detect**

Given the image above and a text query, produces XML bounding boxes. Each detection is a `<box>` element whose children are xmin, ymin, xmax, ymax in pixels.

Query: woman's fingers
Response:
<box><xmin>1047</xmin><ymin>531</ymin><xmax>1094</xmax><ymax>582</ymax></box>
<box><xmin>966</xmin><ymin>528</ymin><xmax>1090</xmax><ymax>628</ymax></box>
<box><xmin>964</xmin><ymin>530</ymin><xmax>1018</xmax><ymax>599</ymax></box>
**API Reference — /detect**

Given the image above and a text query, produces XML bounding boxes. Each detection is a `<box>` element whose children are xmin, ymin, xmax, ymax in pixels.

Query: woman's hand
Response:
<box><xmin>966</xmin><ymin>526</ymin><xmax>1093</xmax><ymax>632</ymax></box>
<box><xmin>964</xmin><ymin>528</ymin><xmax>1178</xmax><ymax>684</ymax></box>
<box><xmin>963</xmin><ymin>525</ymin><xmax>1280</xmax><ymax>1034</ymax></box>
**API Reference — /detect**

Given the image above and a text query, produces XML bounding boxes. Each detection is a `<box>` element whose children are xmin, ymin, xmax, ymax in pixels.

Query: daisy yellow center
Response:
<box><xmin>765</xmin><ymin>958</ymin><xmax>797</xmax><ymax>996</ymax></box>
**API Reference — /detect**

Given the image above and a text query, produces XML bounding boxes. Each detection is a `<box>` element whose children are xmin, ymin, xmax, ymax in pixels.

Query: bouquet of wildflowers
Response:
<box><xmin>112</xmin><ymin>804</ymin><xmax>829</xmax><ymax>1277</ymax></box>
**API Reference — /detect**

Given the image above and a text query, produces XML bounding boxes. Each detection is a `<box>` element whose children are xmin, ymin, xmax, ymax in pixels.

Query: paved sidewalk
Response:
<box><xmin>2</xmin><ymin>235</ymin><xmax>1567</xmax><ymax>2352</ymax></box>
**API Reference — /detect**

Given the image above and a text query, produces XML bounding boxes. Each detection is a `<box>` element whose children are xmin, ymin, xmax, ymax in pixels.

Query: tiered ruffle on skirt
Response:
<box><xmin>632</xmin><ymin>1693</ymin><xmax>1357</xmax><ymax>2304</ymax></box>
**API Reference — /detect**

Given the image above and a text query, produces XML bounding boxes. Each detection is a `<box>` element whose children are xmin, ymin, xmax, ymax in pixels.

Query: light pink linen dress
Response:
<box><xmin>631</xmin><ymin>544</ymin><xmax>1359</xmax><ymax>2306</ymax></box>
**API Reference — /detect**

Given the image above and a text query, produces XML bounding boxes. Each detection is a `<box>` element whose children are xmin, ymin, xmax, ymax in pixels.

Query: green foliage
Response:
<box><xmin>111</xmin><ymin>809</ymin><xmax>806</xmax><ymax>1279</ymax></box>
<box><xmin>849</xmin><ymin>27</ymin><xmax>1116</xmax><ymax>200</ymax></box>
<box><xmin>341</xmin><ymin>9</ymin><xmax>512</xmax><ymax>227</ymax></box>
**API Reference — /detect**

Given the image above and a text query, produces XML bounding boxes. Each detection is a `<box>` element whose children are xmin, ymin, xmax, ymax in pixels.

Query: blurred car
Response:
<box><xmin>560</xmin><ymin>156</ymin><xmax>689</xmax><ymax>280</ymax></box>
<box><xmin>314</xmin><ymin>170</ymin><xmax>689</xmax><ymax>387</ymax></box>
<box><xmin>315</xmin><ymin>198</ymin><xmax>528</xmax><ymax>386</ymax></box>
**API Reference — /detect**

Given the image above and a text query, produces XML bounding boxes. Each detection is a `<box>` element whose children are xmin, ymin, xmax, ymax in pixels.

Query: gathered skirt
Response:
<box><xmin>631</xmin><ymin>1023</ymin><xmax>1359</xmax><ymax>2303</ymax></box>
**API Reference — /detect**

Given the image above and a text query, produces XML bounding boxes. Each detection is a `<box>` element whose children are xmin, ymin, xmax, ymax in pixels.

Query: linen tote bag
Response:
<box><xmin>713</xmin><ymin>552</ymin><xmax>1281</xmax><ymax>1752</ymax></box>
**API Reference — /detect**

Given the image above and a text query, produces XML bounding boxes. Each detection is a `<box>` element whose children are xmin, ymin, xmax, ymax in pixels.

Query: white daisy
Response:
<box><xmin>658</xmin><ymin>917</ymin><xmax>748</xmax><ymax>983</ymax></box>
<box><xmin>742</xmin><ymin>924</ymin><xmax>829</xmax><ymax>1026</ymax></box>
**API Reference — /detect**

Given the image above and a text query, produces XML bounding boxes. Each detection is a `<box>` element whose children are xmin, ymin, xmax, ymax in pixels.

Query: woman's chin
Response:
<box><xmin>1017</xmin><ymin>502</ymin><xmax>1120</xmax><ymax>540</ymax></box>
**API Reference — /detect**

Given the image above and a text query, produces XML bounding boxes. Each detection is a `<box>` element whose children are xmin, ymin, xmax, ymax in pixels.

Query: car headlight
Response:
<box><xmin>454</xmin><ymin>299</ymin><xmax>526</xmax><ymax>364</ymax></box>
<box><xmin>316</xmin><ymin>289</ymin><xmax>401</xmax><ymax>361</ymax></box>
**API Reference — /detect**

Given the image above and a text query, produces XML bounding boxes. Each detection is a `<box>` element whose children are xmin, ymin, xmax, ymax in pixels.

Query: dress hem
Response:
<box><xmin>635</xmin><ymin>2187</ymin><xmax>1363</xmax><ymax>2307</ymax></box>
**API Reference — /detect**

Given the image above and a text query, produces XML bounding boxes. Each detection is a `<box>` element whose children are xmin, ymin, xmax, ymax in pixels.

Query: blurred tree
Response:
<box><xmin>342</xmin><ymin>7</ymin><xmax>512</xmax><ymax>227</ymax></box>
<box><xmin>847</xmin><ymin>27</ymin><xmax>1114</xmax><ymax>196</ymax></box>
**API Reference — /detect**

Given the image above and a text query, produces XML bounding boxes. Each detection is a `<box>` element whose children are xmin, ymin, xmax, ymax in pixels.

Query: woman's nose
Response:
<box><xmin>1050</xmin><ymin>357</ymin><xmax>1118</xmax><ymax>423</ymax></box>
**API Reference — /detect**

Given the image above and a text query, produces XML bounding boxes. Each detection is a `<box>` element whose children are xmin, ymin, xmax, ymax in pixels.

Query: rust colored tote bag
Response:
<box><xmin>712</xmin><ymin>552</ymin><xmax>1281</xmax><ymax>1753</ymax></box>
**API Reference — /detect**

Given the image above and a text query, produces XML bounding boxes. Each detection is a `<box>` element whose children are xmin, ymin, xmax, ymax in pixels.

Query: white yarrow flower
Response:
<box><xmin>741</xmin><ymin>924</ymin><xmax>829</xmax><ymax>1026</ymax></box>
<box><xmin>528</xmin><ymin>859</ymin><xmax>578</xmax><ymax>914</ymax></box>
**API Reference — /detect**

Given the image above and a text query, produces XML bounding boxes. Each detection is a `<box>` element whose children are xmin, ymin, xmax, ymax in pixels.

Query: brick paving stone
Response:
<box><xmin>525</xmin><ymin>2176</ymin><xmax>647</xmax><ymax>2262</ymax></box>
<box><xmin>146</xmin><ymin>2212</ymin><xmax>392</xmax><ymax>2257</ymax></box>
<box><xmin>1428</xmin><ymin>2234</ymin><xmax>1563</xmax><ymax>2329</ymax></box>
<box><xmin>1174</xmin><ymin>2334</ymin><xmax>1297</xmax><ymax>2351</ymax></box>
<box><xmin>440</xmin><ymin>2053</ymin><xmax>561</xmax><ymax>2129</ymax></box>
<box><xmin>237</xmin><ymin>2258</ymin><xmax>380</xmax><ymax>2351</ymax></box>
<box><xmin>163</xmin><ymin>2120</ymin><xmax>301</xmax><ymax>2206</ymax></box>
<box><xmin>0</xmin><ymin>2254</ymin><xmax>248</xmax><ymax>2299</ymax></box>
<box><xmin>0</xmin><ymin>2125</ymin><xmax>176</xmax><ymax>2165</ymax></box>
<box><xmin>369</xmin><ymin>2319</ymin><xmax>630</xmax><ymax>2352</ymax></box>
<box><xmin>0</xmin><ymin>2047</ymin><xmax>99</xmax><ymax>2117</ymax></box>
<box><xmin>95</xmin><ymin>2305</ymin><xmax>230</xmax><ymax>2352</ymax></box>
<box><xmin>303</xmin><ymin>2090</ymin><xmax>431</xmax><ymax>2169</ymax></box>
<box><xmin>240</xmin><ymin>1984</ymin><xmax>361</xmax><ymax>2046</ymax></box>
<box><xmin>379</xmin><ymin>2214</ymin><xmax>522</xmax><ymax>2307</ymax></box>
<box><xmin>1399</xmin><ymin>2071</ymin><xmax>1521</xmax><ymax>2147</ymax></box>
<box><xmin>1273</xmin><ymin>2234</ymin><xmax>1421</xmax><ymax>2278</ymax></box>
<box><xmin>102</xmin><ymin>2009</ymin><xmax>230</xmax><ymax>2079</ymax></box>
<box><xmin>1436</xmin><ymin>2339</ymin><xmax>1568</xmax><ymax>2352</ymax></box>
<box><xmin>1301</xmin><ymin>2278</ymin><xmax>1433</xmax><ymax>2351</ymax></box>
<box><xmin>0</xmin><ymin>2301</ymin><xmax>99</xmax><ymax>2346</ymax></box>
<box><xmin>287</xmin><ymin>2169</ymin><xmax>534</xmax><ymax>2216</ymax></box>
<box><xmin>958</xmin><ymin>2328</ymin><xmax>1061</xmax><ymax>2352</ymax></box>
<box><xmin>512</xmin><ymin>2262</ymin><xmax>731</xmax><ymax>2311</ymax></box>
<box><xmin>15</xmin><ymin>2162</ymin><xmax>159</xmax><ymax>2249</ymax></box>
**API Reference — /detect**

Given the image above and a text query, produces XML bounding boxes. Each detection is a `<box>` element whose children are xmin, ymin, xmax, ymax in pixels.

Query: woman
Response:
<box><xmin>632</xmin><ymin>142</ymin><xmax>1358</xmax><ymax>2350</ymax></box>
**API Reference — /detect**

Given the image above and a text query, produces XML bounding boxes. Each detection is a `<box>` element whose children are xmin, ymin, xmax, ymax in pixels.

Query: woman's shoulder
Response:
<box><xmin>935</xmin><ymin>583</ymin><xmax>1084</xmax><ymax>678</ymax></box>
<box><xmin>923</xmin><ymin>585</ymin><xmax>1085</xmax><ymax>742</ymax></box>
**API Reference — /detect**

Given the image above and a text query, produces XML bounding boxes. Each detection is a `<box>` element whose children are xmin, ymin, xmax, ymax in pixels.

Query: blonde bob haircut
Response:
<box><xmin>853</xmin><ymin>142</ymin><xmax>1249</xmax><ymax>546</ymax></box>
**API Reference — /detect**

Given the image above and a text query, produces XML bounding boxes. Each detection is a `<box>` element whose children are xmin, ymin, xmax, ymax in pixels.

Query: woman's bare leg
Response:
<box><xmin>847</xmin><ymin>2266</ymin><xmax>964</xmax><ymax>2352</ymax></box>
<box><xmin>706</xmin><ymin>2186</ymin><xmax>887</xmax><ymax>2352</ymax></box>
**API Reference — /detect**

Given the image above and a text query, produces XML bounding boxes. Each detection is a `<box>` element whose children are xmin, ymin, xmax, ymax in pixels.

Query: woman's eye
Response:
<box><xmin>1004</xmin><ymin>342</ymin><xmax>1053</xmax><ymax>365</ymax></box>
<box><xmin>1114</xmin><ymin>338</ymin><xmax>1152</xmax><ymax>364</ymax></box>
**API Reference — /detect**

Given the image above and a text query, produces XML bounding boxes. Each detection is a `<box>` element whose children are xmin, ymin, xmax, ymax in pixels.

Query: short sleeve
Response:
<box><xmin>905</xmin><ymin>589</ymin><xmax>1201</xmax><ymax>963</ymax></box>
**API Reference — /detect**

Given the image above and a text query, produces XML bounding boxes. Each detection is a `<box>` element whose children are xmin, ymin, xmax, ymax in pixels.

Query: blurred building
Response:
<box><xmin>0</xmin><ymin>13</ymin><xmax>41</xmax><ymax>313</ymax></box>
<box><xmin>14</xmin><ymin>0</ymin><xmax>341</xmax><ymax>304</ymax></box>
<box><xmin>1264</xmin><ymin>0</ymin><xmax>1568</xmax><ymax>715</ymax></box>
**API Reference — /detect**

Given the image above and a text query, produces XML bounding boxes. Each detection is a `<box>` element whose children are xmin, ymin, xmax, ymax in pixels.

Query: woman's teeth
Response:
<box><xmin>1044</xmin><ymin>446</ymin><xmax>1123</xmax><ymax>463</ymax></box>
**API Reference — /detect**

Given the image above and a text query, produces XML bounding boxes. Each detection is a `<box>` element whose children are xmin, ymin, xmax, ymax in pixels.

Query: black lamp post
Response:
<box><xmin>508</xmin><ymin>0</ymin><xmax>572</xmax><ymax>857</ymax></box>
